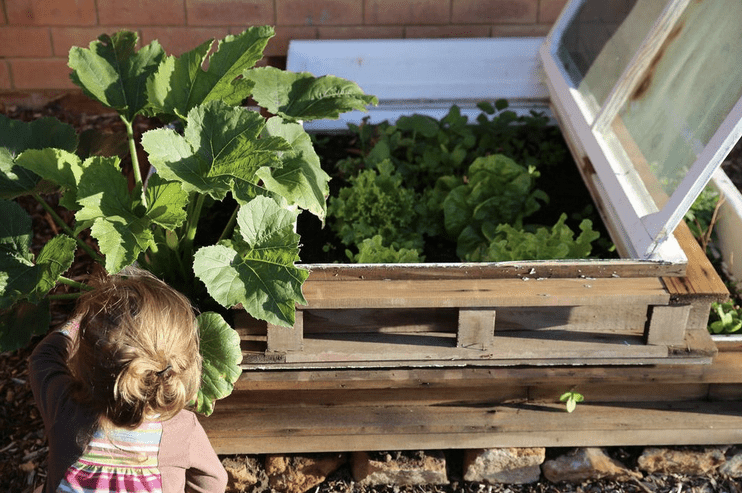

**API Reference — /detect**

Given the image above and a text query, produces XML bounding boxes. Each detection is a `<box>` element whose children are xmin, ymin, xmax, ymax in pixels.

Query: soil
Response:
<box><xmin>2</xmin><ymin>94</ymin><xmax>742</xmax><ymax>492</ymax></box>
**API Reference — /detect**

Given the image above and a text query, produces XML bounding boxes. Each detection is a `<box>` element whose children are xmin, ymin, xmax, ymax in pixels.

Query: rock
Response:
<box><xmin>351</xmin><ymin>450</ymin><xmax>448</xmax><ymax>486</ymax></box>
<box><xmin>222</xmin><ymin>456</ymin><xmax>261</xmax><ymax>492</ymax></box>
<box><xmin>265</xmin><ymin>453</ymin><xmax>347</xmax><ymax>493</ymax></box>
<box><xmin>463</xmin><ymin>447</ymin><xmax>545</xmax><ymax>484</ymax></box>
<box><xmin>638</xmin><ymin>447</ymin><xmax>727</xmax><ymax>476</ymax></box>
<box><xmin>541</xmin><ymin>447</ymin><xmax>641</xmax><ymax>483</ymax></box>
<box><xmin>719</xmin><ymin>452</ymin><xmax>742</xmax><ymax>478</ymax></box>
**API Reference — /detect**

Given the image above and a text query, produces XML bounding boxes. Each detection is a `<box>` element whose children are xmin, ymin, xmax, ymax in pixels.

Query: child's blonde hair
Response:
<box><xmin>68</xmin><ymin>268</ymin><xmax>202</xmax><ymax>428</ymax></box>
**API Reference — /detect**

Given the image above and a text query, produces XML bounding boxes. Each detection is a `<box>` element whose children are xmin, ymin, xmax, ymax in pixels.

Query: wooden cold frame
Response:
<box><xmin>231</xmin><ymin>7</ymin><xmax>738</xmax><ymax>369</ymax></box>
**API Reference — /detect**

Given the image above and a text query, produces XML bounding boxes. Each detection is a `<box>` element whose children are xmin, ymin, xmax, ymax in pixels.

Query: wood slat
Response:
<box><xmin>201</xmin><ymin>400</ymin><xmax>742</xmax><ymax>455</ymax></box>
<box><xmin>663</xmin><ymin>222</ymin><xmax>730</xmax><ymax>299</ymax></box>
<box><xmin>235</xmin><ymin>348</ymin><xmax>742</xmax><ymax>392</ymax></box>
<box><xmin>302</xmin><ymin>260</ymin><xmax>686</xmax><ymax>281</ymax></box>
<box><xmin>300</xmin><ymin>277</ymin><xmax>669</xmax><ymax>309</ymax></box>
<box><xmin>242</xmin><ymin>326</ymin><xmax>715</xmax><ymax>369</ymax></box>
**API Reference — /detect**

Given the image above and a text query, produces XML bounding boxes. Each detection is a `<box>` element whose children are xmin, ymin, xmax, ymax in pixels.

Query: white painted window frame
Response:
<box><xmin>540</xmin><ymin>0</ymin><xmax>742</xmax><ymax>262</ymax></box>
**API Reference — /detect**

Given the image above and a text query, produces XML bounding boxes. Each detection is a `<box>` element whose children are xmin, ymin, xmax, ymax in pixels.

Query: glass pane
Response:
<box><xmin>557</xmin><ymin>0</ymin><xmax>665</xmax><ymax>118</ymax></box>
<box><xmin>611</xmin><ymin>0</ymin><xmax>742</xmax><ymax>208</ymax></box>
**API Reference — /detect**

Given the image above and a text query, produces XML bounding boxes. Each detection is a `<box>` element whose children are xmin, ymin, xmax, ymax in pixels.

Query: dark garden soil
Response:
<box><xmin>2</xmin><ymin>94</ymin><xmax>742</xmax><ymax>492</ymax></box>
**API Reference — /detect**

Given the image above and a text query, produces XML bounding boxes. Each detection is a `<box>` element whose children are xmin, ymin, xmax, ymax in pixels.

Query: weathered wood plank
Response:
<box><xmin>201</xmin><ymin>400</ymin><xmax>742</xmax><ymax>454</ymax></box>
<box><xmin>663</xmin><ymin>222</ymin><xmax>729</xmax><ymax>299</ymax></box>
<box><xmin>457</xmin><ymin>309</ymin><xmax>496</xmax><ymax>349</ymax></box>
<box><xmin>266</xmin><ymin>312</ymin><xmax>303</xmax><ymax>353</ymax></box>
<box><xmin>235</xmin><ymin>346</ymin><xmax>741</xmax><ymax>391</ymax></box>
<box><xmin>646</xmin><ymin>304</ymin><xmax>689</xmax><ymax>346</ymax></box>
<box><xmin>300</xmin><ymin>277</ymin><xmax>669</xmax><ymax>309</ymax></box>
<box><xmin>302</xmin><ymin>260</ymin><xmax>685</xmax><ymax>281</ymax></box>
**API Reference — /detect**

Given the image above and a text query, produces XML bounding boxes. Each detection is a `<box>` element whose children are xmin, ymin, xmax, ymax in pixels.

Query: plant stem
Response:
<box><xmin>218</xmin><ymin>205</ymin><xmax>240</xmax><ymax>243</ymax></box>
<box><xmin>125</xmin><ymin>118</ymin><xmax>147</xmax><ymax>208</ymax></box>
<box><xmin>57</xmin><ymin>276</ymin><xmax>93</xmax><ymax>291</ymax></box>
<box><xmin>33</xmin><ymin>194</ymin><xmax>105</xmax><ymax>265</ymax></box>
<box><xmin>183</xmin><ymin>193</ymin><xmax>206</xmax><ymax>268</ymax></box>
<box><xmin>48</xmin><ymin>293</ymin><xmax>84</xmax><ymax>300</ymax></box>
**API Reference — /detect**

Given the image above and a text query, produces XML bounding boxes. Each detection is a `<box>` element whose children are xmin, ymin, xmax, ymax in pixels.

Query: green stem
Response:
<box><xmin>218</xmin><ymin>205</ymin><xmax>240</xmax><ymax>243</ymax></box>
<box><xmin>57</xmin><ymin>276</ymin><xmax>93</xmax><ymax>291</ymax></box>
<box><xmin>125</xmin><ymin>118</ymin><xmax>147</xmax><ymax>207</ymax></box>
<box><xmin>182</xmin><ymin>193</ymin><xmax>206</xmax><ymax>268</ymax></box>
<box><xmin>33</xmin><ymin>194</ymin><xmax>104</xmax><ymax>265</ymax></box>
<box><xmin>48</xmin><ymin>293</ymin><xmax>85</xmax><ymax>300</ymax></box>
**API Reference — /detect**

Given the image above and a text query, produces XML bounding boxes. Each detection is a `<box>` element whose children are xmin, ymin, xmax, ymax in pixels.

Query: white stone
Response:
<box><xmin>463</xmin><ymin>447</ymin><xmax>545</xmax><ymax>484</ymax></box>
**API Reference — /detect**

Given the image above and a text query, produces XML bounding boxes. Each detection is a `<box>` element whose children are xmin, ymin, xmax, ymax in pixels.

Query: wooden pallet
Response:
<box><xmin>234</xmin><ymin>222</ymin><xmax>725</xmax><ymax>368</ymax></box>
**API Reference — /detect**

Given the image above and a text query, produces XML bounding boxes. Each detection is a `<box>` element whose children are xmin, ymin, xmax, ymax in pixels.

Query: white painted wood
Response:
<box><xmin>710</xmin><ymin>168</ymin><xmax>742</xmax><ymax>283</ymax></box>
<box><xmin>541</xmin><ymin>0</ymin><xmax>742</xmax><ymax>262</ymax></box>
<box><xmin>287</xmin><ymin>37</ymin><xmax>551</xmax><ymax>131</ymax></box>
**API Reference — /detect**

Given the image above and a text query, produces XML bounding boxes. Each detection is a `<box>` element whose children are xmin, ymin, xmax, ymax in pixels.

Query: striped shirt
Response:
<box><xmin>57</xmin><ymin>421</ymin><xmax>164</xmax><ymax>493</ymax></box>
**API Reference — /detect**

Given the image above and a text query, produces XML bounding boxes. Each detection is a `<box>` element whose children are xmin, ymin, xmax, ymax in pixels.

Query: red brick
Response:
<box><xmin>0</xmin><ymin>27</ymin><xmax>52</xmax><ymax>57</ymax></box>
<box><xmin>276</xmin><ymin>0</ymin><xmax>362</xmax><ymax>26</ymax></box>
<box><xmin>98</xmin><ymin>0</ymin><xmax>186</xmax><ymax>26</ymax></box>
<box><xmin>405</xmin><ymin>25</ymin><xmax>491</xmax><ymax>38</ymax></box>
<box><xmin>9</xmin><ymin>58</ymin><xmax>76</xmax><ymax>89</ymax></box>
<box><xmin>365</xmin><ymin>0</ymin><xmax>450</xmax><ymax>25</ymax></box>
<box><xmin>51</xmin><ymin>27</ymin><xmax>141</xmax><ymax>57</ymax></box>
<box><xmin>491</xmin><ymin>23</ymin><xmax>551</xmax><ymax>37</ymax></box>
<box><xmin>263</xmin><ymin>26</ymin><xmax>317</xmax><ymax>57</ymax></box>
<box><xmin>186</xmin><ymin>0</ymin><xmax>273</xmax><ymax>26</ymax></box>
<box><xmin>318</xmin><ymin>25</ymin><xmax>404</xmax><ymax>40</ymax></box>
<box><xmin>539</xmin><ymin>0</ymin><xmax>568</xmax><ymax>23</ymax></box>
<box><xmin>7</xmin><ymin>0</ymin><xmax>97</xmax><ymax>26</ymax></box>
<box><xmin>141</xmin><ymin>27</ymin><xmax>230</xmax><ymax>56</ymax></box>
<box><xmin>0</xmin><ymin>62</ymin><xmax>11</xmax><ymax>89</ymax></box>
<box><xmin>452</xmin><ymin>0</ymin><xmax>537</xmax><ymax>24</ymax></box>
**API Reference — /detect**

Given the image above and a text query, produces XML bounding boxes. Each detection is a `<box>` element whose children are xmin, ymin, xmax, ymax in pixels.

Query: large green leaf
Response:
<box><xmin>244</xmin><ymin>67</ymin><xmax>378</xmax><ymax>122</ymax></box>
<box><xmin>75</xmin><ymin>156</ymin><xmax>155</xmax><ymax>273</ymax></box>
<box><xmin>69</xmin><ymin>31</ymin><xmax>165</xmax><ymax>122</ymax></box>
<box><xmin>15</xmin><ymin>148</ymin><xmax>83</xmax><ymax>210</ymax></box>
<box><xmin>147</xmin><ymin>26</ymin><xmax>274</xmax><ymax>119</ymax></box>
<box><xmin>144</xmin><ymin>173</ymin><xmax>189</xmax><ymax>231</ymax></box>
<box><xmin>0</xmin><ymin>115</ymin><xmax>78</xmax><ymax>199</ymax></box>
<box><xmin>142</xmin><ymin>100</ymin><xmax>291</xmax><ymax>203</ymax></box>
<box><xmin>0</xmin><ymin>200</ymin><xmax>76</xmax><ymax>308</ymax></box>
<box><xmin>0</xmin><ymin>114</ymin><xmax>78</xmax><ymax>157</ymax></box>
<box><xmin>0</xmin><ymin>199</ymin><xmax>34</xmax><ymax>309</ymax></box>
<box><xmin>0</xmin><ymin>298</ymin><xmax>51</xmax><ymax>353</ymax></box>
<box><xmin>193</xmin><ymin>196</ymin><xmax>309</xmax><ymax>327</ymax></box>
<box><xmin>257</xmin><ymin>117</ymin><xmax>329</xmax><ymax>220</ymax></box>
<box><xmin>194</xmin><ymin>311</ymin><xmax>243</xmax><ymax>416</ymax></box>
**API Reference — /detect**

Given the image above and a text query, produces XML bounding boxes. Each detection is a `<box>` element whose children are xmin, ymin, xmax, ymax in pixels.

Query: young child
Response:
<box><xmin>29</xmin><ymin>269</ymin><xmax>228</xmax><ymax>493</ymax></box>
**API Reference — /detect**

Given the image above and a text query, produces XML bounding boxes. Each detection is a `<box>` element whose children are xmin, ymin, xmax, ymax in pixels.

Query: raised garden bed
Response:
<box><xmin>232</xmin><ymin>0</ymin><xmax>742</xmax><ymax>370</ymax></box>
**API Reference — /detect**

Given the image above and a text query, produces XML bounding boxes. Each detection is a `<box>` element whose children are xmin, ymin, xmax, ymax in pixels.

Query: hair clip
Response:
<box><xmin>156</xmin><ymin>365</ymin><xmax>172</xmax><ymax>377</ymax></box>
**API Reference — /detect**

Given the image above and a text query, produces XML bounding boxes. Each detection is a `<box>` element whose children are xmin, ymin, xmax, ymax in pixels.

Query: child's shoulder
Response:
<box><xmin>162</xmin><ymin>408</ymin><xmax>200</xmax><ymax>431</ymax></box>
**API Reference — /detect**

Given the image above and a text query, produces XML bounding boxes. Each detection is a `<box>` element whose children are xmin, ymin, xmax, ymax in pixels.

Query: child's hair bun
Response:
<box><xmin>68</xmin><ymin>268</ymin><xmax>202</xmax><ymax>428</ymax></box>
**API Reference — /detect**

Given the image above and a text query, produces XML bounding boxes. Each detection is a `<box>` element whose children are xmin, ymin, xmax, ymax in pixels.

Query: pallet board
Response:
<box><xmin>202</xmin><ymin>347</ymin><xmax>742</xmax><ymax>454</ymax></box>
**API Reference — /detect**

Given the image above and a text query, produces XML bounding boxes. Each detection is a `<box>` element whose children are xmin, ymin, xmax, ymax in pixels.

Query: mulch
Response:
<box><xmin>2</xmin><ymin>94</ymin><xmax>742</xmax><ymax>493</ymax></box>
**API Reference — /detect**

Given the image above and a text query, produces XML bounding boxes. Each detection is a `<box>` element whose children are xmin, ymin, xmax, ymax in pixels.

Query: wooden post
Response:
<box><xmin>457</xmin><ymin>308</ymin><xmax>496</xmax><ymax>350</ymax></box>
<box><xmin>267</xmin><ymin>311</ymin><xmax>304</xmax><ymax>353</ymax></box>
<box><xmin>646</xmin><ymin>304</ymin><xmax>690</xmax><ymax>346</ymax></box>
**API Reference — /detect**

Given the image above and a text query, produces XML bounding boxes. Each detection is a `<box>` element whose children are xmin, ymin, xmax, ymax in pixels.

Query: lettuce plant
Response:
<box><xmin>0</xmin><ymin>27</ymin><xmax>376</xmax><ymax>414</ymax></box>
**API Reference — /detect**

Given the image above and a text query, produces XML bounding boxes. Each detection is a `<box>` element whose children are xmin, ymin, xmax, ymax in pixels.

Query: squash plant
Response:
<box><xmin>0</xmin><ymin>27</ymin><xmax>376</xmax><ymax>414</ymax></box>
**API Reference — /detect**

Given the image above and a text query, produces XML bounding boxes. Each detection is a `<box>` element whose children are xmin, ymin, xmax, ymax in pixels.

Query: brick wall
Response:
<box><xmin>0</xmin><ymin>0</ymin><xmax>567</xmax><ymax>94</ymax></box>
